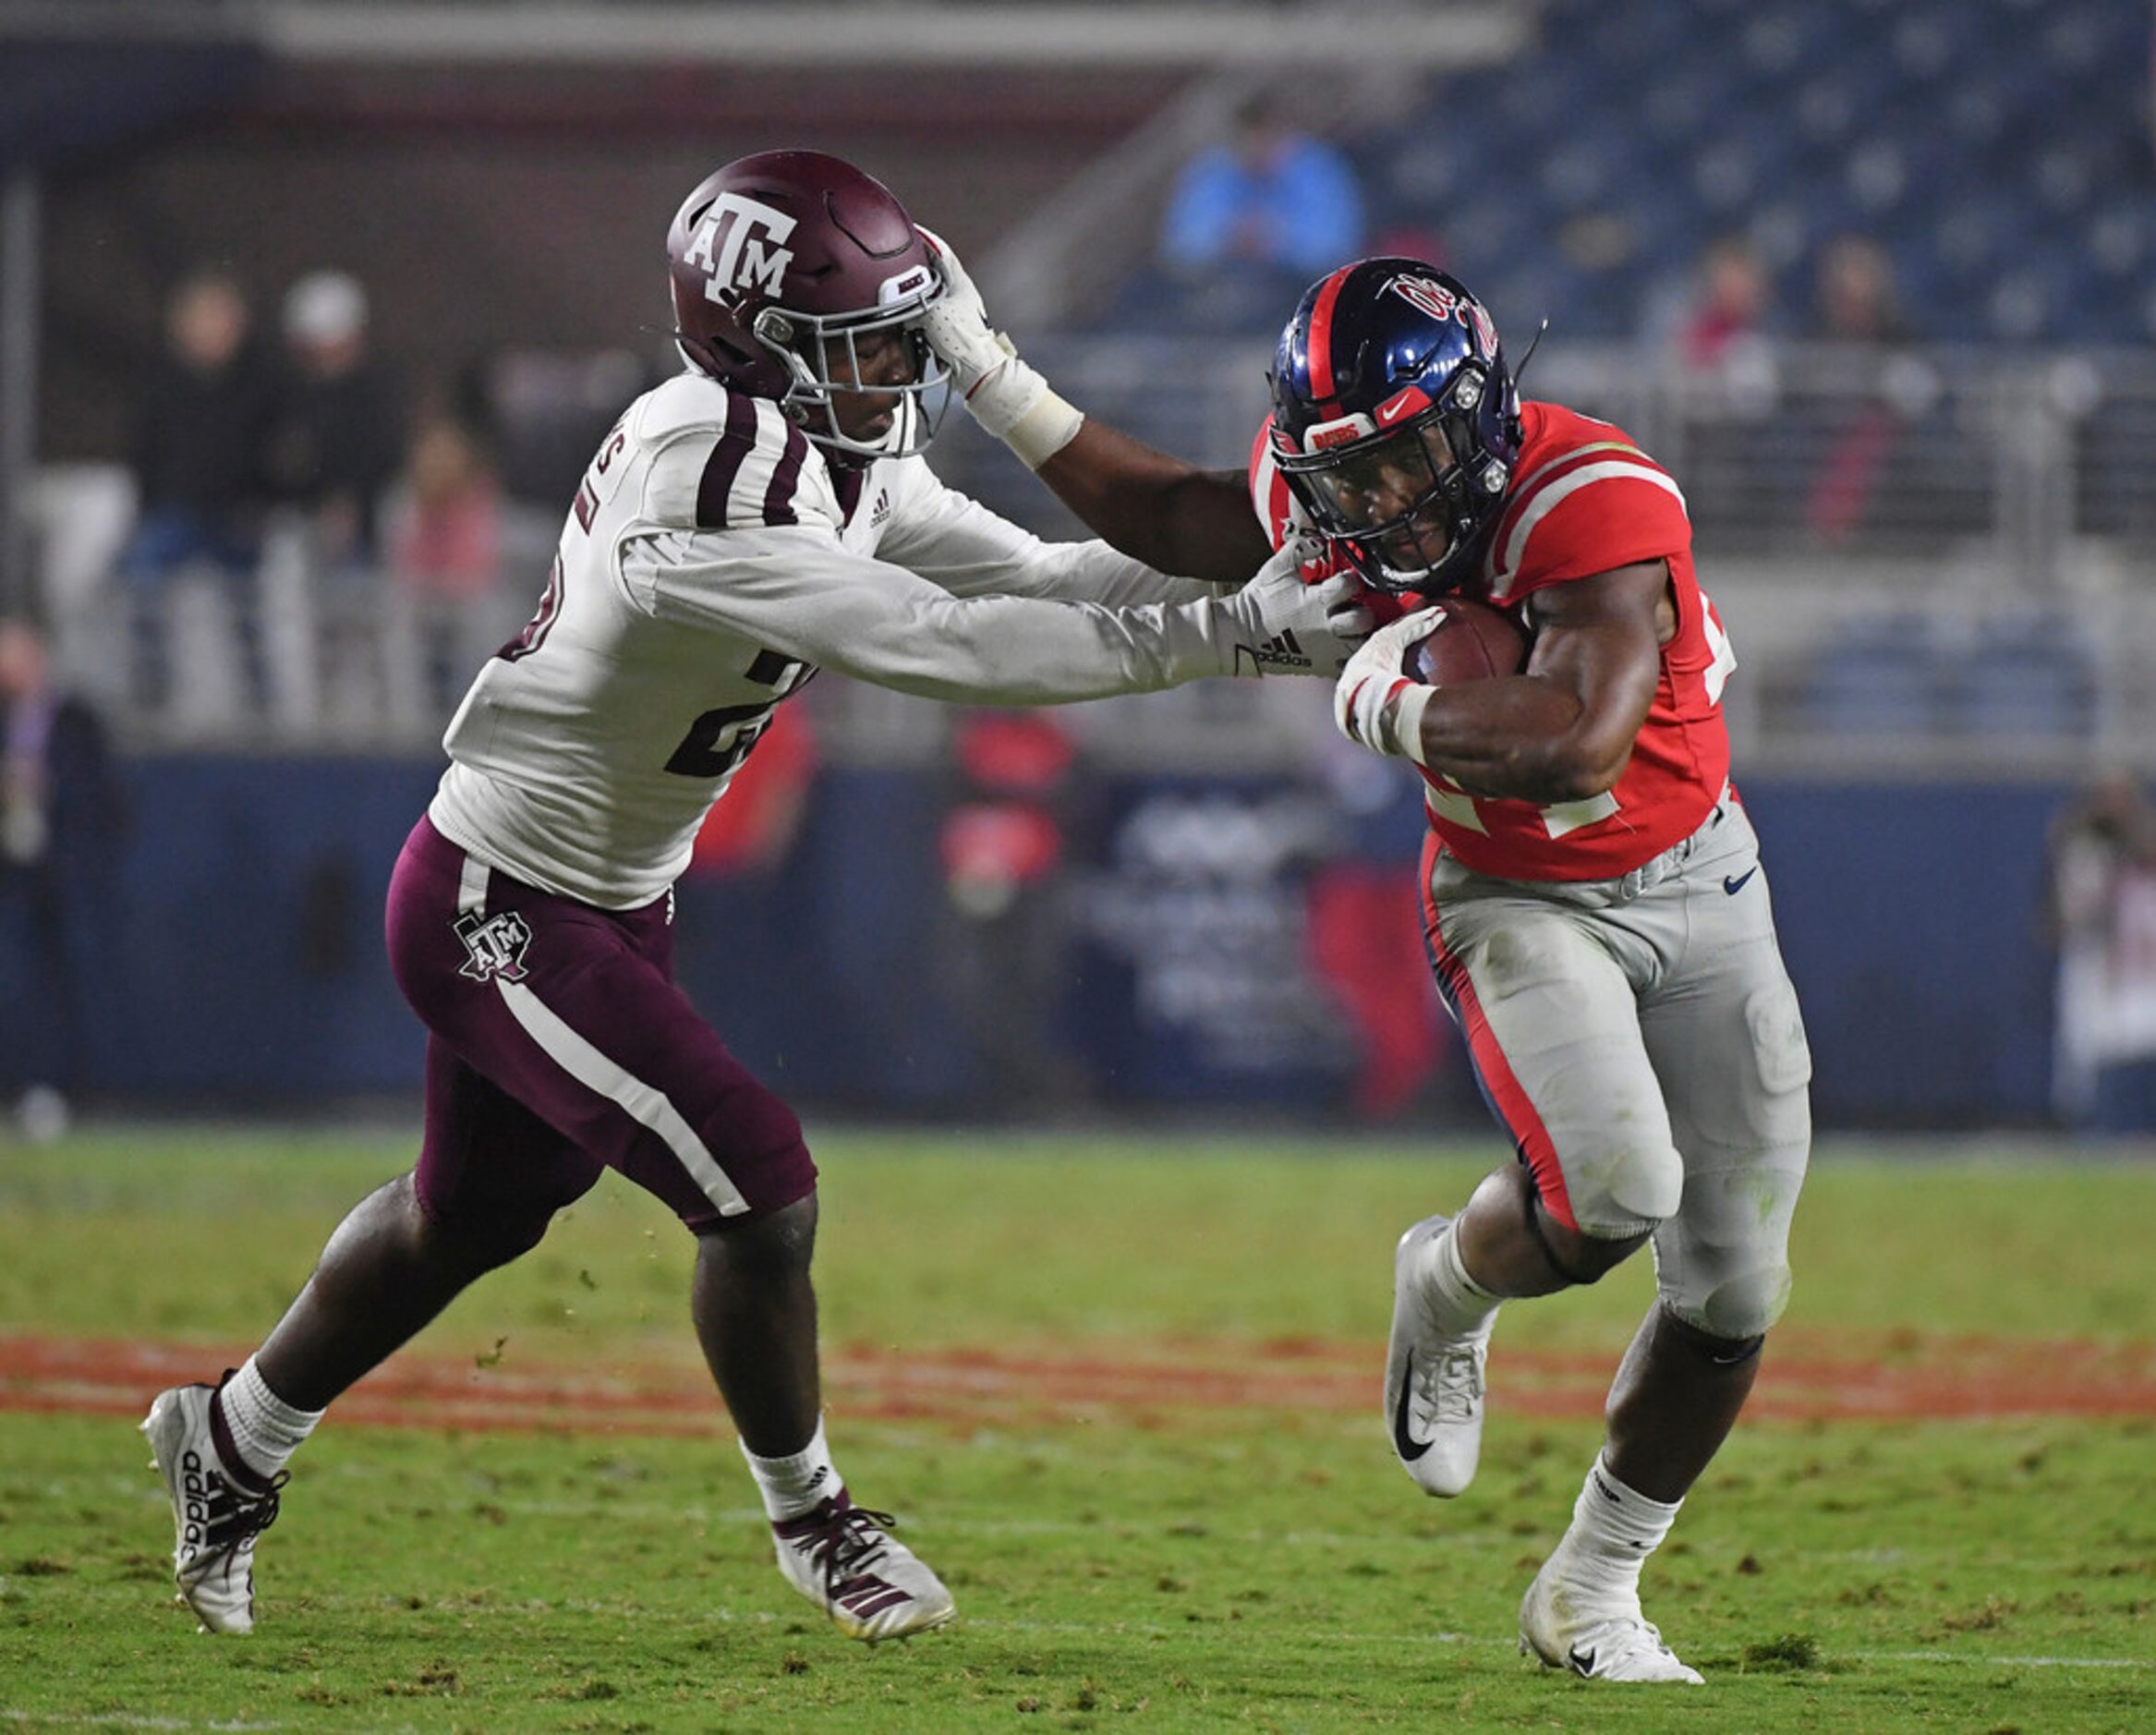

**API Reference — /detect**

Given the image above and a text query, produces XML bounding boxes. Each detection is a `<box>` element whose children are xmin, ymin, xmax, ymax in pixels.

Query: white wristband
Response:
<box><xmin>1392</xmin><ymin>683</ymin><xmax>1434</xmax><ymax>766</ymax></box>
<box><xmin>963</xmin><ymin>355</ymin><xmax>1083</xmax><ymax>469</ymax></box>
<box><xmin>1003</xmin><ymin>389</ymin><xmax>1084</xmax><ymax>470</ymax></box>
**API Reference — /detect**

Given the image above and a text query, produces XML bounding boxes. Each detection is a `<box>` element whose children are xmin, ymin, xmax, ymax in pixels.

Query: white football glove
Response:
<box><xmin>1217</xmin><ymin>540</ymin><xmax>1376</xmax><ymax>678</ymax></box>
<box><xmin>1333</xmin><ymin>606</ymin><xmax>1445</xmax><ymax>762</ymax></box>
<box><xmin>916</xmin><ymin>225</ymin><xmax>1083</xmax><ymax>469</ymax></box>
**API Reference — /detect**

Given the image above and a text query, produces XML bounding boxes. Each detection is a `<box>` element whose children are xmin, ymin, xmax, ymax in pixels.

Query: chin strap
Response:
<box><xmin>1511</xmin><ymin>317</ymin><xmax>1551</xmax><ymax>391</ymax></box>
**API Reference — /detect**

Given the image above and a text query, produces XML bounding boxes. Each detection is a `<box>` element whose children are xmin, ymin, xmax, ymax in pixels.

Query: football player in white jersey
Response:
<box><xmin>142</xmin><ymin>150</ymin><xmax>1371</xmax><ymax>1644</ymax></box>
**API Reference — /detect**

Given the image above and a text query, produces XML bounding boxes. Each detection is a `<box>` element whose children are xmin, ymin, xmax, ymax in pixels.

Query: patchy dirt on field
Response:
<box><xmin>6</xmin><ymin>1330</ymin><xmax>2153</xmax><ymax>1436</ymax></box>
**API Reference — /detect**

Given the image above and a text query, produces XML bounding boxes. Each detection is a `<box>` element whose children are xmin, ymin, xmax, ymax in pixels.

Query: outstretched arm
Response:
<box><xmin>1035</xmin><ymin>424</ymin><xmax>1271</xmax><ymax>586</ymax></box>
<box><xmin>918</xmin><ymin>226</ymin><xmax>1272</xmax><ymax>586</ymax></box>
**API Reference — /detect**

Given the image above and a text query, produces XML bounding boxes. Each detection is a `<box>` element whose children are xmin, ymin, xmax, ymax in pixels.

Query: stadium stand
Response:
<box><xmin>1095</xmin><ymin>0</ymin><xmax>2156</xmax><ymax>346</ymax></box>
<box><xmin>11</xmin><ymin>0</ymin><xmax>2155</xmax><ymax>782</ymax></box>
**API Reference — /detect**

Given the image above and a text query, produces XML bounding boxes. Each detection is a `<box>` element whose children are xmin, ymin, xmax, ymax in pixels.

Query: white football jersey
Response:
<box><xmin>430</xmin><ymin>371</ymin><xmax>1259</xmax><ymax>907</ymax></box>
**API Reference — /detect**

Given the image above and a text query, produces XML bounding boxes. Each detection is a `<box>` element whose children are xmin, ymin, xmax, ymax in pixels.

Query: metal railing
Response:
<box><xmin>38</xmin><ymin>337</ymin><xmax>2156</xmax><ymax>780</ymax></box>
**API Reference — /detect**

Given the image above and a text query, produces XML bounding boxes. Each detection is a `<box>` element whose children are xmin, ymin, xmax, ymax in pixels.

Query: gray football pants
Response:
<box><xmin>1420</xmin><ymin>793</ymin><xmax>1812</xmax><ymax>1341</ymax></box>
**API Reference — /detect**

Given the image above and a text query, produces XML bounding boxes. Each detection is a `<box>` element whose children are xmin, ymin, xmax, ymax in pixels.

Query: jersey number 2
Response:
<box><xmin>663</xmin><ymin>703</ymin><xmax>772</xmax><ymax>779</ymax></box>
<box><xmin>662</xmin><ymin>649</ymin><xmax>813</xmax><ymax>779</ymax></box>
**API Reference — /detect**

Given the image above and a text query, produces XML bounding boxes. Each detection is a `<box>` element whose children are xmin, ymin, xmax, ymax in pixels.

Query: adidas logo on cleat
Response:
<box><xmin>179</xmin><ymin>1450</ymin><xmax>262</xmax><ymax>1554</ymax></box>
<box><xmin>145</xmin><ymin>1382</ymin><xmax>288</xmax><ymax>1635</ymax></box>
<box><xmin>180</xmin><ymin>1450</ymin><xmax>214</xmax><ymax>1553</ymax></box>
<box><xmin>771</xmin><ymin>1492</ymin><xmax>955</xmax><ymax>1643</ymax></box>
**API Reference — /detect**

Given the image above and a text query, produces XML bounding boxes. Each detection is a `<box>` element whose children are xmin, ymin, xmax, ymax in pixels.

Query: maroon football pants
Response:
<box><xmin>384</xmin><ymin>816</ymin><xmax>816</xmax><ymax>1243</ymax></box>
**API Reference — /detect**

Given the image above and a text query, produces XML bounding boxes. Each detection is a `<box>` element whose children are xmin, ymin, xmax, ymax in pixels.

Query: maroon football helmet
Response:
<box><xmin>667</xmin><ymin>150</ymin><xmax>950</xmax><ymax>460</ymax></box>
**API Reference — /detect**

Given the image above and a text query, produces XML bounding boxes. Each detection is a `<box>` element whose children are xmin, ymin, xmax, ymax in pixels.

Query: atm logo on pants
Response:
<box><xmin>454</xmin><ymin>910</ymin><xmax>534</xmax><ymax>984</ymax></box>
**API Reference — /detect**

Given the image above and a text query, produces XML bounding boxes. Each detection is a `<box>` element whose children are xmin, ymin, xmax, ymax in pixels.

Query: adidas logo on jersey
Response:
<box><xmin>869</xmin><ymin>489</ymin><xmax>892</xmax><ymax>528</ymax></box>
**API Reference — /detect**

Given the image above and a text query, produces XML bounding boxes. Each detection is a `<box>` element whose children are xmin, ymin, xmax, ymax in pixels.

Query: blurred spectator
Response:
<box><xmin>2044</xmin><ymin>772</ymin><xmax>2156</xmax><ymax>1135</ymax></box>
<box><xmin>1810</xmin><ymin>232</ymin><xmax>1911</xmax><ymax>347</ymax></box>
<box><xmin>382</xmin><ymin>413</ymin><xmax>509</xmax><ymax>723</ymax></box>
<box><xmin>1665</xmin><ymin>232</ymin><xmax>1783</xmax><ymax>430</ymax></box>
<box><xmin>117</xmin><ymin>269</ymin><xmax>277</xmax><ymax>584</ymax></box>
<box><xmin>1677</xmin><ymin>233</ymin><xmax>1779</xmax><ymax>371</ymax></box>
<box><xmin>386</xmin><ymin>415</ymin><xmax>503</xmax><ymax>601</ymax></box>
<box><xmin>1802</xmin><ymin>233</ymin><xmax>1933</xmax><ymax>542</ymax></box>
<box><xmin>481</xmin><ymin>346</ymin><xmax>656</xmax><ymax>510</ymax></box>
<box><xmin>262</xmin><ymin>270</ymin><xmax>404</xmax><ymax>570</ymax></box>
<box><xmin>1159</xmin><ymin>92</ymin><xmax>1365</xmax><ymax>325</ymax></box>
<box><xmin>935</xmin><ymin>710</ymin><xmax>1090</xmax><ymax>1112</ymax></box>
<box><xmin>0</xmin><ymin>618</ymin><xmax>129</xmax><ymax>1139</ymax></box>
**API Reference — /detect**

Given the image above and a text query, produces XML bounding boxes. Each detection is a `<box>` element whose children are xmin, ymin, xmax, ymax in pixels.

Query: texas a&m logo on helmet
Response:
<box><xmin>678</xmin><ymin>193</ymin><xmax>796</xmax><ymax>305</ymax></box>
<box><xmin>665</xmin><ymin>150</ymin><xmax>950</xmax><ymax>458</ymax></box>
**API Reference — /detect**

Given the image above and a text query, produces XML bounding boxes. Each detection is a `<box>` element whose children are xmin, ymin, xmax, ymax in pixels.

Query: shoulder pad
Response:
<box><xmin>639</xmin><ymin>382</ymin><xmax>837</xmax><ymax>533</ymax></box>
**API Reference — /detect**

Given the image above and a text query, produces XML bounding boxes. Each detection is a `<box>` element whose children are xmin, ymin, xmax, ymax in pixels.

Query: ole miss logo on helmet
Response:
<box><xmin>1387</xmin><ymin>273</ymin><xmax>1499</xmax><ymax>358</ymax></box>
<box><xmin>681</xmin><ymin>193</ymin><xmax>796</xmax><ymax>302</ymax></box>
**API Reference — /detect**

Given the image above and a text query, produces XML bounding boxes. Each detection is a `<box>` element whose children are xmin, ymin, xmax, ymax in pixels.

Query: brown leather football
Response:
<box><xmin>1404</xmin><ymin>597</ymin><xmax>1530</xmax><ymax>686</ymax></box>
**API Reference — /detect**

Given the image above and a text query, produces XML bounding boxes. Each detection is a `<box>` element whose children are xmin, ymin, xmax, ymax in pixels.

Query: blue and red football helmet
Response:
<box><xmin>1268</xmin><ymin>259</ymin><xmax>1522</xmax><ymax>594</ymax></box>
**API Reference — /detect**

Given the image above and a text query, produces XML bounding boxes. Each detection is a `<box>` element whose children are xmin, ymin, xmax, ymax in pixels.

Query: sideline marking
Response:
<box><xmin>1</xmin><ymin>1716</ymin><xmax>286</xmax><ymax>1731</ymax></box>
<box><xmin>6</xmin><ymin>1329</ymin><xmax>2154</xmax><ymax>1429</ymax></box>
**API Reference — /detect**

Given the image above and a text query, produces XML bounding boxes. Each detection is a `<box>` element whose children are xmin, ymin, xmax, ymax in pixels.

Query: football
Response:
<box><xmin>1403</xmin><ymin>596</ymin><xmax>1531</xmax><ymax>686</ymax></box>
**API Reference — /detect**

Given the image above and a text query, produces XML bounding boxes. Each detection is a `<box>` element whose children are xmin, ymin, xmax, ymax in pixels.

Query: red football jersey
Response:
<box><xmin>1251</xmin><ymin>401</ymin><xmax>1737</xmax><ymax>881</ymax></box>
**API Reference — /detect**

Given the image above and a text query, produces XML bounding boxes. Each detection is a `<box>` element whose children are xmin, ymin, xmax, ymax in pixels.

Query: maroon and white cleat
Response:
<box><xmin>771</xmin><ymin>1492</ymin><xmax>955</xmax><ymax>1642</ymax></box>
<box><xmin>142</xmin><ymin>1379</ymin><xmax>288</xmax><ymax>1634</ymax></box>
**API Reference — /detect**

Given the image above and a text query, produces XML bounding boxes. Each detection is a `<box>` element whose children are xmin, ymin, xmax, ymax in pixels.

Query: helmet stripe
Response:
<box><xmin>1247</xmin><ymin>418</ymin><xmax>1280</xmax><ymax>540</ymax></box>
<box><xmin>1305</xmin><ymin>265</ymin><xmax>1356</xmax><ymax>401</ymax></box>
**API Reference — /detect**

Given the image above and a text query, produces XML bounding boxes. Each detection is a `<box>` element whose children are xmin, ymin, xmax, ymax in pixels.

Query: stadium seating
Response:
<box><xmin>1799</xmin><ymin>610</ymin><xmax>2101</xmax><ymax>743</ymax></box>
<box><xmin>1098</xmin><ymin>0</ymin><xmax>2154</xmax><ymax>346</ymax></box>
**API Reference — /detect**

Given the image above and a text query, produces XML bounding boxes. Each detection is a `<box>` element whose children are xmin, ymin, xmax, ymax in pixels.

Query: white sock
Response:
<box><xmin>217</xmin><ymin>1356</ymin><xmax>323</xmax><ymax>1478</ymax></box>
<box><xmin>1425</xmin><ymin>1219</ymin><xmax>1502</xmax><ymax>1333</ymax></box>
<box><xmin>1554</xmin><ymin>1452</ymin><xmax>1682</xmax><ymax>1595</ymax></box>
<box><xmin>741</xmin><ymin>1419</ymin><xmax>842</xmax><ymax>1522</ymax></box>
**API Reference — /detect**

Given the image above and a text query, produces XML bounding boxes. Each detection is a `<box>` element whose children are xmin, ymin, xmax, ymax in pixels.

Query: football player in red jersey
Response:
<box><xmin>140</xmin><ymin>152</ymin><xmax>1374</xmax><ymax>1645</ymax></box>
<box><xmin>930</xmin><ymin>251</ymin><xmax>1811</xmax><ymax>1684</ymax></box>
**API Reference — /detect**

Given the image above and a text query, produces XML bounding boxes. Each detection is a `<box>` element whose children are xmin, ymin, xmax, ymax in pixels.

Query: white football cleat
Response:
<box><xmin>142</xmin><ymin>1381</ymin><xmax>288</xmax><ymax>1635</ymax></box>
<box><xmin>771</xmin><ymin>1492</ymin><xmax>955</xmax><ymax>1643</ymax></box>
<box><xmin>1519</xmin><ymin>1559</ymin><xmax>1704</xmax><ymax>1684</ymax></box>
<box><xmin>1384</xmin><ymin>1213</ymin><xmax>1496</xmax><ymax>1497</ymax></box>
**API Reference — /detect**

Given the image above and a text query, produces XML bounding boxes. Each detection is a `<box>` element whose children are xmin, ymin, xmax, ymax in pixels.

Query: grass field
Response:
<box><xmin>1</xmin><ymin>1125</ymin><xmax>2151</xmax><ymax>1732</ymax></box>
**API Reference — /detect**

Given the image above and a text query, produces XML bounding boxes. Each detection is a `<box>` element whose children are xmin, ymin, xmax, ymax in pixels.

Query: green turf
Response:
<box><xmin>6</xmin><ymin>1126</ymin><xmax>2153</xmax><ymax>1350</ymax></box>
<box><xmin>1</xmin><ymin>1126</ymin><xmax>2151</xmax><ymax>1731</ymax></box>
